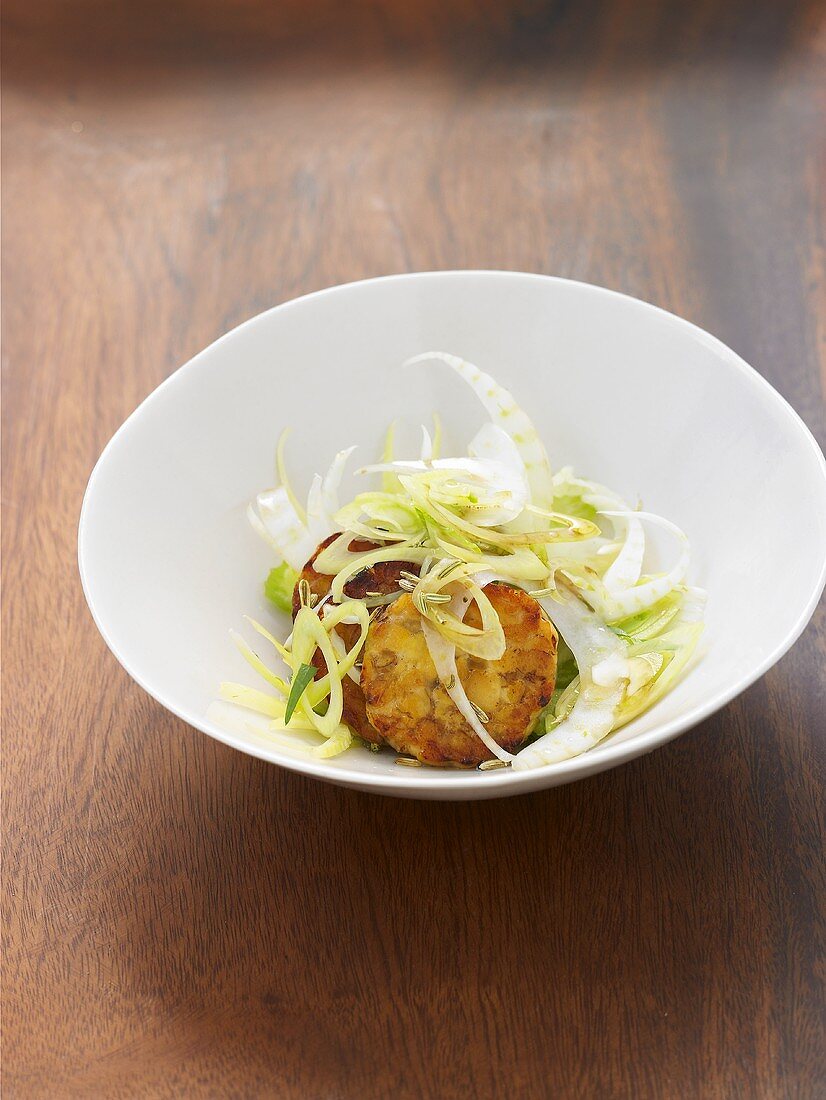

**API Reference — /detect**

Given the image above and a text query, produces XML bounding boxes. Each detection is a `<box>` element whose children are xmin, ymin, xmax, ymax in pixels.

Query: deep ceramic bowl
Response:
<box><xmin>79</xmin><ymin>272</ymin><xmax>826</xmax><ymax>799</ymax></box>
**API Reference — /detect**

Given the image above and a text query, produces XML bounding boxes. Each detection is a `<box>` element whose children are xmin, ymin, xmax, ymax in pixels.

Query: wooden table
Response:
<box><xmin>4</xmin><ymin>2</ymin><xmax>824</xmax><ymax>1095</ymax></box>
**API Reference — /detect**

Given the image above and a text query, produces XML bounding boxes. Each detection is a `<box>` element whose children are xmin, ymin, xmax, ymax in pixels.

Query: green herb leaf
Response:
<box><xmin>264</xmin><ymin>562</ymin><xmax>299</xmax><ymax>614</ymax></box>
<box><xmin>284</xmin><ymin>662</ymin><xmax>317</xmax><ymax>724</ymax></box>
<box><xmin>554</xmin><ymin>637</ymin><xmax>579</xmax><ymax>691</ymax></box>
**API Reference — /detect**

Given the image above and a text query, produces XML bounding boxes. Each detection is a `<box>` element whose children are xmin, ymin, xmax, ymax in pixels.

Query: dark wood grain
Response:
<box><xmin>3</xmin><ymin>1</ymin><xmax>824</xmax><ymax>1096</ymax></box>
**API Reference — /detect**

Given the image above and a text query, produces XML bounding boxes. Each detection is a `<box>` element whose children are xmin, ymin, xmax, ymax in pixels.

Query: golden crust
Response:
<box><xmin>361</xmin><ymin>584</ymin><xmax>558</xmax><ymax>767</ymax></box>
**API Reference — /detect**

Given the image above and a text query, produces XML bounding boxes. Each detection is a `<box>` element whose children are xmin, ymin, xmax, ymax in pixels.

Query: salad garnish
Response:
<box><xmin>221</xmin><ymin>353</ymin><xmax>705</xmax><ymax>771</ymax></box>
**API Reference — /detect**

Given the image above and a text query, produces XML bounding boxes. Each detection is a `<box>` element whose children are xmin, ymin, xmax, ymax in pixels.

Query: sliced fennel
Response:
<box><xmin>405</xmin><ymin>351</ymin><xmax>555</xmax><ymax>513</ymax></box>
<box><xmin>228</xmin><ymin>352</ymin><xmax>704</xmax><ymax>769</ymax></box>
<box><xmin>222</xmin><ymin>595</ymin><xmax>369</xmax><ymax>758</ymax></box>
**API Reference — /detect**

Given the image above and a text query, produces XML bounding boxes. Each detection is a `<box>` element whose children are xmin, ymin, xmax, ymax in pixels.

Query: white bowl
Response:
<box><xmin>78</xmin><ymin>272</ymin><xmax>826</xmax><ymax>800</ymax></box>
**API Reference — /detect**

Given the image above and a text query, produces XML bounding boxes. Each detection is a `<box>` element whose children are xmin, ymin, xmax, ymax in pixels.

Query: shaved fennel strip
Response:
<box><xmin>421</xmin><ymin>601</ymin><xmax>514</xmax><ymax>764</ymax></box>
<box><xmin>292</xmin><ymin>609</ymin><xmax>344</xmax><ymax>735</ymax></box>
<box><xmin>514</xmin><ymin>586</ymin><xmax>627</xmax><ymax>768</ymax></box>
<box><xmin>412</xmin><ymin>560</ymin><xmax>507</xmax><ymax>659</ymax></box>
<box><xmin>277</xmin><ymin>430</ymin><xmax>307</xmax><ymax>526</ymax></box>
<box><xmin>306</xmin><ymin>446</ymin><xmax>356</xmax><ymax>542</ymax></box>
<box><xmin>405</xmin><ymin>351</ymin><xmax>554</xmax><ymax>512</ymax></box>
<box><xmin>248</xmin><ymin>489</ymin><xmax>316</xmax><ymax>571</ymax></box>
<box><xmin>587</xmin><ymin>511</ymin><xmax>691</xmax><ymax>620</ymax></box>
<box><xmin>306</xmin><ymin>601</ymin><xmax>370</xmax><ymax>704</ymax></box>
<box><xmin>328</xmin><ymin>625</ymin><xmax>364</xmax><ymax>685</ymax></box>
<box><xmin>602</xmin><ymin>515</ymin><xmax>645</xmax><ymax>594</ymax></box>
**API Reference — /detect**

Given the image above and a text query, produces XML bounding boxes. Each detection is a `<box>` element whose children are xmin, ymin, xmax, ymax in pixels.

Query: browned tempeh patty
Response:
<box><xmin>361</xmin><ymin>584</ymin><xmax>558</xmax><ymax>767</ymax></box>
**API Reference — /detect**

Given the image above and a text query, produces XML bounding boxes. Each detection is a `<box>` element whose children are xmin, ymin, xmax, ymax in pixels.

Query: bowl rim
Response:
<box><xmin>78</xmin><ymin>270</ymin><xmax>826</xmax><ymax>795</ymax></box>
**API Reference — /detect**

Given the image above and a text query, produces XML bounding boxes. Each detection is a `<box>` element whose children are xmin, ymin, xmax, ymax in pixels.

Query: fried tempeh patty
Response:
<box><xmin>361</xmin><ymin>584</ymin><xmax>558</xmax><ymax>767</ymax></box>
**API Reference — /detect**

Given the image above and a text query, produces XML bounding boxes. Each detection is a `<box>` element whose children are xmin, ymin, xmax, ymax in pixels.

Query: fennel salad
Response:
<box><xmin>221</xmin><ymin>352</ymin><xmax>705</xmax><ymax>771</ymax></box>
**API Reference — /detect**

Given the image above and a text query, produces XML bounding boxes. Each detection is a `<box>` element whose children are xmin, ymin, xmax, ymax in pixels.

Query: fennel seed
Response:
<box><xmin>478</xmin><ymin>759</ymin><xmax>510</xmax><ymax>771</ymax></box>
<box><xmin>437</xmin><ymin>559</ymin><xmax>460</xmax><ymax>580</ymax></box>
<box><xmin>470</xmin><ymin>701</ymin><xmax>490</xmax><ymax>724</ymax></box>
<box><xmin>423</xmin><ymin>592</ymin><xmax>451</xmax><ymax>605</ymax></box>
<box><xmin>395</xmin><ymin>756</ymin><xmax>422</xmax><ymax>767</ymax></box>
